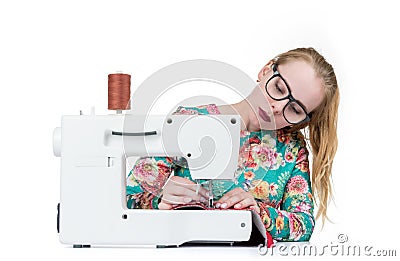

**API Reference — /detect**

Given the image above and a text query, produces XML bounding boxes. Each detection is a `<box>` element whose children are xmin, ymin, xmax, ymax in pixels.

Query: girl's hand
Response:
<box><xmin>214</xmin><ymin>187</ymin><xmax>260</xmax><ymax>214</ymax></box>
<box><xmin>158</xmin><ymin>176</ymin><xmax>209</xmax><ymax>210</ymax></box>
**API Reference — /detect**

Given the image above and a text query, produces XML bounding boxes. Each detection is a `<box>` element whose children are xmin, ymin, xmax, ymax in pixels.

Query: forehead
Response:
<box><xmin>278</xmin><ymin>60</ymin><xmax>324</xmax><ymax>112</ymax></box>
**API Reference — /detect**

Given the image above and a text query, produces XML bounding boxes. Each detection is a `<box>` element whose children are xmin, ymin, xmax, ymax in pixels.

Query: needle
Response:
<box><xmin>208</xmin><ymin>181</ymin><xmax>214</xmax><ymax>208</ymax></box>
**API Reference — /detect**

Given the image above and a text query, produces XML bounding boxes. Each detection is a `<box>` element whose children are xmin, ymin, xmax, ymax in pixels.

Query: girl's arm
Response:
<box><xmin>258</xmin><ymin>145</ymin><xmax>315</xmax><ymax>242</ymax></box>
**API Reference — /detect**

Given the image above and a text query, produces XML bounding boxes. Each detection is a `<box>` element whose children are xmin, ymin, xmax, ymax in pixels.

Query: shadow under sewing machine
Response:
<box><xmin>52</xmin><ymin>73</ymin><xmax>263</xmax><ymax>248</ymax></box>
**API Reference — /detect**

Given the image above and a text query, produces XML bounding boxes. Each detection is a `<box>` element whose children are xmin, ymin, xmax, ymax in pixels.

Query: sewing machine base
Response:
<box><xmin>58</xmin><ymin>206</ymin><xmax>253</xmax><ymax>247</ymax></box>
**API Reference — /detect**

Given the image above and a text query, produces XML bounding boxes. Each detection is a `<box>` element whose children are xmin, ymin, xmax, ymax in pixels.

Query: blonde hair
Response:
<box><xmin>273</xmin><ymin>47</ymin><xmax>339</xmax><ymax>226</ymax></box>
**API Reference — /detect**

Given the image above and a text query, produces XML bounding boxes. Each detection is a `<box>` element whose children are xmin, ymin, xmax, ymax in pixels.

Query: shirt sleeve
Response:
<box><xmin>126</xmin><ymin>156</ymin><xmax>174</xmax><ymax>209</ymax></box>
<box><xmin>257</xmin><ymin>143</ymin><xmax>315</xmax><ymax>242</ymax></box>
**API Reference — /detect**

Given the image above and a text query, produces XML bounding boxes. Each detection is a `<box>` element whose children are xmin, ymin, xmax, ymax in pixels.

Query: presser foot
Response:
<box><xmin>208</xmin><ymin>197</ymin><xmax>214</xmax><ymax>208</ymax></box>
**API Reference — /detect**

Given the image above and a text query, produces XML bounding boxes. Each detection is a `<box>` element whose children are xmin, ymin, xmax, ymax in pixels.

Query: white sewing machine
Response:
<box><xmin>53</xmin><ymin>105</ymin><xmax>260</xmax><ymax>247</ymax></box>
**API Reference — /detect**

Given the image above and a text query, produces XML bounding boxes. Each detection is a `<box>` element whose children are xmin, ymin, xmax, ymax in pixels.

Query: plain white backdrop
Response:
<box><xmin>1</xmin><ymin>0</ymin><xmax>399</xmax><ymax>260</ymax></box>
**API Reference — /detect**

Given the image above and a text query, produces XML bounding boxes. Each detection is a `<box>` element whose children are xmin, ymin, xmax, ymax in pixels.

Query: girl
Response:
<box><xmin>126</xmin><ymin>47</ymin><xmax>339</xmax><ymax>242</ymax></box>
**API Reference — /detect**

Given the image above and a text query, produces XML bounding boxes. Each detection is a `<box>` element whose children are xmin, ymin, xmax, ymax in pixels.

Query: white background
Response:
<box><xmin>1</xmin><ymin>0</ymin><xmax>399</xmax><ymax>260</ymax></box>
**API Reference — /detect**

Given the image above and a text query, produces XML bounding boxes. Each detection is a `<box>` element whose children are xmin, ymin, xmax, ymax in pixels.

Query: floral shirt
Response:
<box><xmin>126</xmin><ymin>104</ymin><xmax>315</xmax><ymax>242</ymax></box>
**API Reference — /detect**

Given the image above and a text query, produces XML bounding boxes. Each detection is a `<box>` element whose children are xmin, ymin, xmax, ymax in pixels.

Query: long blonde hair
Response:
<box><xmin>274</xmin><ymin>47</ymin><xmax>339</xmax><ymax>226</ymax></box>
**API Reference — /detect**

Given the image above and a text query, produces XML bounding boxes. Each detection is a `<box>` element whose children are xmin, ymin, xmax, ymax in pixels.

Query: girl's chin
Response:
<box><xmin>249</xmin><ymin>120</ymin><xmax>276</xmax><ymax>131</ymax></box>
<box><xmin>261</xmin><ymin>120</ymin><xmax>280</xmax><ymax>130</ymax></box>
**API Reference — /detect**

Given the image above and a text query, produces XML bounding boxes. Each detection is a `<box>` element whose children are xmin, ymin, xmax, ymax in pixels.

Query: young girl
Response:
<box><xmin>126</xmin><ymin>47</ymin><xmax>339</xmax><ymax>242</ymax></box>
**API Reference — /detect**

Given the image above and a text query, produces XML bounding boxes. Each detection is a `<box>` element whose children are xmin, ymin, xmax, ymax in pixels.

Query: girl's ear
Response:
<box><xmin>257</xmin><ymin>60</ymin><xmax>274</xmax><ymax>82</ymax></box>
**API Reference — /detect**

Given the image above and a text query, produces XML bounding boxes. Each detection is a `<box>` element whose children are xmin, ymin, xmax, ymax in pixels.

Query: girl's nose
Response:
<box><xmin>270</xmin><ymin>100</ymin><xmax>286</xmax><ymax>115</ymax></box>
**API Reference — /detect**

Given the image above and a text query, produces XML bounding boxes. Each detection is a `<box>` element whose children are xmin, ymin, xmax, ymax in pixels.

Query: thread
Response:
<box><xmin>108</xmin><ymin>73</ymin><xmax>131</xmax><ymax>110</ymax></box>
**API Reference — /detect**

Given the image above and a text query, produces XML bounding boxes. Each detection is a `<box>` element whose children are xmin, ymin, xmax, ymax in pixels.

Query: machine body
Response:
<box><xmin>53</xmin><ymin>111</ymin><xmax>255</xmax><ymax>247</ymax></box>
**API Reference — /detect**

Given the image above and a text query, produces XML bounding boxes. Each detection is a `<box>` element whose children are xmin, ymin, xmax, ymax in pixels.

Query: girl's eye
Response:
<box><xmin>289</xmin><ymin>104</ymin><xmax>301</xmax><ymax>114</ymax></box>
<box><xmin>275</xmin><ymin>84</ymin><xmax>284</xmax><ymax>94</ymax></box>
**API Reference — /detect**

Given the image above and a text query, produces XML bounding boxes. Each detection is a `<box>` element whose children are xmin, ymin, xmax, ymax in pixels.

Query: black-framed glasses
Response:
<box><xmin>265</xmin><ymin>64</ymin><xmax>311</xmax><ymax>125</ymax></box>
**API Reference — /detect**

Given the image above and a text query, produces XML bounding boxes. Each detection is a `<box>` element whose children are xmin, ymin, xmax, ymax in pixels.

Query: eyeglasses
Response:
<box><xmin>265</xmin><ymin>64</ymin><xmax>311</xmax><ymax>125</ymax></box>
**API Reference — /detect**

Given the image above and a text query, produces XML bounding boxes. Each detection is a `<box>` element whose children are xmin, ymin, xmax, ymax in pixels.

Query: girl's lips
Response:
<box><xmin>258</xmin><ymin>107</ymin><xmax>271</xmax><ymax>122</ymax></box>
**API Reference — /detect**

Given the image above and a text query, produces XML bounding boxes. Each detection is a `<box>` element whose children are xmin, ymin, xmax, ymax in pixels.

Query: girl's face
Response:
<box><xmin>246</xmin><ymin>60</ymin><xmax>324</xmax><ymax>131</ymax></box>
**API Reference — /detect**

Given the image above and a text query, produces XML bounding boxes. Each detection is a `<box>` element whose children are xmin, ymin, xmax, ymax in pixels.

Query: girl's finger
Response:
<box><xmin>216</xmin><ymin>188</ymin><xmax>243</xmax><ymax>205</ymax></box>
<box><xmin>161</xmin><ymin>194</ymin><xmax>193</xmax><ymax>205</ymax></box>
<box><xmin>233</xmin><ymin>197</ymin><xmax>255</xmax><ymax>209</ymax></box>
<box><xmin>219</xmin><ymin>193</ymin><xmax>248</xmax><ymax>209</ymax></box>
<box><xmin>168</xmin><ymin>176</ymin><xmax>209</xmax><ymax>198</ymax></box>
<box><xmin>158</xmin><ymin>202</ymin><xmax>172</xmax><ymax>210</ymax></box>
<box><xmin>167</xmin><ymin>185</ymin><xmax>207</xmax><ymax>203</ymax></box>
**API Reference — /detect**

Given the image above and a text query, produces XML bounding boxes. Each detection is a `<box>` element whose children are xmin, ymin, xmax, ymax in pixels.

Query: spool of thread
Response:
<box><xmin>108</xmin><ymin>73</ymin><xmax>131</xmax><ymax>111</ymax></box>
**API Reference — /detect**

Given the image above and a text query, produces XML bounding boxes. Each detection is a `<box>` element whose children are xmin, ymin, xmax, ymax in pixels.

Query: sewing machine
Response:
<box><xmin>53</xmin><ymin>106</ymin><xmax>258</xmax><ymax>247</ymax></box>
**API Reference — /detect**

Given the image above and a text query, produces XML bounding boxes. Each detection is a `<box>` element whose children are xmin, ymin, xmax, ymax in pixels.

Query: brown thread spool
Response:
<box><xmin>108</xmin><ymin>73</ymin><xmax>131</xmax><ymax>111</ymax></box>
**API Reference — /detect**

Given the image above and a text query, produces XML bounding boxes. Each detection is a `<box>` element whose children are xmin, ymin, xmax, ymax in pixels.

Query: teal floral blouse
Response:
<box><xmin>126</xmin><ymin>104</ymin><xmax>315</xmax><ymax>242</ymax></box>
